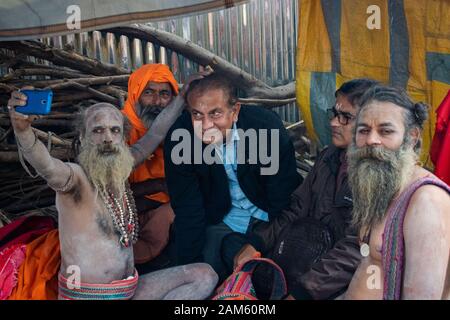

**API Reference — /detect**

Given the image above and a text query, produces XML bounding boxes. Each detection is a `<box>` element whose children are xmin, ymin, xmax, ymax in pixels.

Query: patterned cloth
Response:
<box><xmin>0</xmin><ymin>216</ymin><xmax>55</xmax><ymax>300</ymax></box>
<box><xmin>58</xmin><ymin>269</ymin><xmax>139</xmax><ymax>300</ymax></box>
<box><xmin>212</xmin><ymin>256</ymin><xmax>287</xmax><ymax>300</ymax></box>
<box><xmin>0</xmin><ymin>244</ymin><xmax>26</xmax><ymax>300</ymax></box>
<box><xmin>7</xmin><ymin>229</ymin><xmax>60</xmax><ymax>300</ymax></box>
<box><xmin>0</xmin><ymin>216</ymin><xmax>55</xmax><ymax>252</ymax></box>
<box><xmin>382</xmin><ymin>176</ymin><xmax>450</xmax><ymax>300</ymax></box>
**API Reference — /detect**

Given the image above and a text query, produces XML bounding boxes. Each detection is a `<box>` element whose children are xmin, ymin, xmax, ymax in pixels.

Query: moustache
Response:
<box><xmin>350</xmin><ymin>145</ymin><xmax>397</xmax><ymax>163</ymax></box>
<box><xmin>331</xmin><ymin>128</ymin><xmax>342</xmax><ymax>136</ymax></box>
<box><xmin>143</xmin><ymin>105</ymin><xmax>164</xmax><ymax>116</ymax></box>
<box><xmin>97</xmin><ymin>144</ymin><xmax>120</xmax><ymax>155</ymax></box>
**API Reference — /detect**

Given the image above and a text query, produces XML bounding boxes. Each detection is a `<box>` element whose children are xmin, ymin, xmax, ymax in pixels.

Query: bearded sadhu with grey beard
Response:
<box><xmin>7</xmin><ymin>79</ymin><xmax>218</xmax><ymax>300</ymax></box>
<box><xmin>121</xmin><ymin>64</ymin><xmax>181</xmax><ymax>266</ymax></box>
<box><xmin>343</xmin><ymin>85</ymin><xmax>450</xmax><ymax>300</ymax></box>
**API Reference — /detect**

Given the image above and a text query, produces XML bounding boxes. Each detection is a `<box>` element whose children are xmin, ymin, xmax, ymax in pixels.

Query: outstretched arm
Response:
<box><xmin>8</xmin><ymin>89</ymin><xmax>75</xmax><ymax>192</ymax></box>
<box><xmin>130</xmin><ymin>94</ymin><xmax>185</xmax><ymax>166</ymax></box>
<box><xmin>131</xmin><ymin>69</ymin><xmax>213</xmax><ymax>166</ymax></box>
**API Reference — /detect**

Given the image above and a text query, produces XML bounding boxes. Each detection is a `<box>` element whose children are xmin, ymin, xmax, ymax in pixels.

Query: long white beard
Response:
<box><xmin>77</xmin><ymin>142</ymin><xmax>135</xmax><ymax>195</ymax></box>
<box><xmin>347</xmin><ymin>142</ymin><xmax>416</xmax><ymax>231</ymax></box>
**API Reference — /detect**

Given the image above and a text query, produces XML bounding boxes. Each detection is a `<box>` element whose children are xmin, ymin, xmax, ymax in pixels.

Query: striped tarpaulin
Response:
<box><xmin>0</xmin><ymin>0</ymin><xmax>249</xmax><ymax>41</ymax></box>
<box><xmin>296</xmin><ymin>0</ymin><xmax>450</xmax><ymax>166</ymax></box>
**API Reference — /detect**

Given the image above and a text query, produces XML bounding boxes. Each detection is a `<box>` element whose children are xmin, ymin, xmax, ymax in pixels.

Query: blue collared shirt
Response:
<box><xmin>216</xmin><ymin>123</ymin><xmax>269</xmax><ymax>234</ymax></box>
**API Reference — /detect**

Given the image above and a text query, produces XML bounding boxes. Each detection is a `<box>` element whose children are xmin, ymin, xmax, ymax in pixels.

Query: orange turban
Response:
<box><xmin>122</xmin><ymin>64</ymin><xmax>179</xmax><ymax>135</ymax></box>
<box><xmin>122</xmin><ymin>64</ymin><xmax>178</xmax><ymax>204</ymax></box>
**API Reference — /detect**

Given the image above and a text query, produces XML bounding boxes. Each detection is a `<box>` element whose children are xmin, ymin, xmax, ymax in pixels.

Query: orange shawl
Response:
<box><xmin>8</xmin><ymin>229</ymin><xmax>60</xmax><ymax>300</ymax></box>
<box><xmin>122</xmin><ymin>64</ymin><xmax>179</xmax><ymax>203</ymax></box>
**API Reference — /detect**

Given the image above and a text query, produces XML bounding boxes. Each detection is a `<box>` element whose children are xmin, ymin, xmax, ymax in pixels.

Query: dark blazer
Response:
<box><xmin>164</xmin><ymin>106</ymin><xmax>302</xmax><ymax>265</ymax></box>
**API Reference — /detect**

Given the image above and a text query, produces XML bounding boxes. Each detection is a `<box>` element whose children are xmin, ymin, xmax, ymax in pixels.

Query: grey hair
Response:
<box><xmin>72</xmin><ymin>103</ymin><xmax>131</xmax><ymax>156</ymax></box>
<box><xmin>358</xmin><ymin>85</ymin><xmax>428</xmax><ymax>153</ymax></box>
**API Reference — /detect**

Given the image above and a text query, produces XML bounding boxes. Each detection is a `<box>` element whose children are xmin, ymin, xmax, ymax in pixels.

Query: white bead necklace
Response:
<box><xmin>99</xmin><ymin>185</ymin><xmax>139</xmax><ymax>248</ymax></box>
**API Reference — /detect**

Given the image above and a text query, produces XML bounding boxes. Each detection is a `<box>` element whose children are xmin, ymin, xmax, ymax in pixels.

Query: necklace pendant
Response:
<box><xmin>119</xmin><ymin>236</ymin><xmax>129</xmax><ymax>248</ymax></box>
<box><xmin>360</xmin><ymin>243</ymin><xmax>370</xmax><ymax>257</ymax></box>
<box><xmin>100</xmin><ymin>185</ymin><xmax>138</xmax><ymax>248</ymax></box>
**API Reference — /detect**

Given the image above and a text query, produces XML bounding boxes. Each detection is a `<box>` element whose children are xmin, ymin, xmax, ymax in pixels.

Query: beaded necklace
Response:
<box><xmin>98</xmin><ymin>184</ymin><xmax>139</xmax><ymax>248</ymax></box>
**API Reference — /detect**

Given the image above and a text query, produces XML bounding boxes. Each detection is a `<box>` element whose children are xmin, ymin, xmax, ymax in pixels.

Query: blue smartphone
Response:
<box><xmin>16</xmin><ymin>89</ymin><xmax>53</xmax><ymax>115</ymax></box>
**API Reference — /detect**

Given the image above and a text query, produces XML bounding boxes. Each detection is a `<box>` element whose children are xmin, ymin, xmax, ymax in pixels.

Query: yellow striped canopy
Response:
<box><xmin>296</xmin><ymin>0</ymin><xmax>450</xmax><ymax>166</ymax></box>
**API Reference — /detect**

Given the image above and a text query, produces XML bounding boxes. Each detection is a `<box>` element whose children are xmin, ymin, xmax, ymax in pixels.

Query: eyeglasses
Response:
<box><xmin>327</xmin><ymin>106</ymin><xmax>356</xmax><ymax>125</ymax></box>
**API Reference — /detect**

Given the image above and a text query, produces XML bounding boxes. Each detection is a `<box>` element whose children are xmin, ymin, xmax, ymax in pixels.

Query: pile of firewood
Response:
<box><xmin>0</xmin><ymin>40</ymin><xmax>129</xmax><ymax>222</ymax></box>
<box><xmin>0</xmin><ymin>27</ymin><xmax>314</xmax><ymax>222</ymax></box>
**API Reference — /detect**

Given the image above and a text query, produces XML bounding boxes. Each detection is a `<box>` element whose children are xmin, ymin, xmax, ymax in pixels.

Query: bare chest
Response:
<box><xmin>345</xmin><ymin>220</ymin><xmax>388</xmax><ymax>299</ymax></box>
<box><xmin>359</xmin><ymin>215</ymin><xmax>390</xmax><ymax>261</ymax></box>
<box><xmin>57</xmin><ymin>193</ymin><xmax>135</xmax><ymax>283</ymax></box>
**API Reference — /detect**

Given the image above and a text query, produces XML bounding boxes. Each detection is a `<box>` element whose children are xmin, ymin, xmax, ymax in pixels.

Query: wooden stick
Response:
<box><xmin>0</xmin><ymin>148</ymin><xmax>73</xmax><ymax>162</ymax></box>
<box><xmin>0</xmin><ymin>83</ymin><xmax>17</xmax><ymax>92</ymax></box>
<box><xmin>0</xmin><ymin>40</ymin><xmax>129</xmax><ymax>76</ymax></box>
<box><xmin>285</xmin><ymin>120</ymin><xmax>305</xmax><ymax>130</ymax></box>
<box><xmin>52</xmin><ymin>92</ymin><xmax>94</xmax><ymax>102</ymax></box>
<box><xmin>3</xmin><ymin>196</ymin><xmax>55</xmax><ymax>213</ymax></box>
<box><xmin>0</xmin><ymin>126</ymin><xmax>12</xmax><ymax>143</ymax></box>
<box><xmin>239</xmin><ymin>97</ymin><xmax>297</xmax><ymax>107</ymax></box>
<box><xmin>28</xmin><ymin>74</ymin><xmax>129</xmax><ymax>89</ymax></box>
<box><xmin>97</xmin><ymin>85</ymin><xmax>128</xmax><ymax>100</ymax></box>
<box><xmin>59</xmin><ymin>131</ymin><xmax>77</xmax><ymax>138</ymax></box>
<box><xmin>0</xmin><ymin>51</ymin><xmax>95</xmax><ymax>75</ymax></box>
<box><xmin>107</xmin><ymin>24</ymin><xmax>296</xmax><ymax>100</ymax></box>
<box><xmin>62</xmin><ymin>82</ymin><xmax>119</xmax><ymax>105</ymax></box>
<box><xmin>50</xmin><ymin>101</ymin><xmax>89</xmax><ymax>109</ymax></box>
<box><xmin>13</xmin><ymin>184</ymin><xmax>53</xmax><ymax>205</ymax></box>
<box><xmin>0</xmin><ymin>118</ymin><xmax>73</xmax><ymax>127</ymax></box>
<box><xmin>0</xmin><ymin>210</ymin><xmax>11</xmax><ymax>225</ymax></box>
<box><xmin>32</xmin><ymin>128</ymin><xmax>72</xmax><ymax>147</ymax></box>
<box><xmin>1</xmin><ymin>68</ymin><xmax>89</xmax><ymax>82</ymax></box>
<box><xmin>3</xmin><ymin>183</ymin><xmax>49</xmax><ymax>198</ymax></box>
<box><xmin>40</xmin><ymin>113</ymin><xmax>77</xmax><ymax>119</ymax></box>
<box><xmin>0</xmin><ymin>179</ymin><xmax>45</xmax><ymax>193</ymax></box>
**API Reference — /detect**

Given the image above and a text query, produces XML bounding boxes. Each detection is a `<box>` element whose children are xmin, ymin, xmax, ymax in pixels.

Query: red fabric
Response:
<box><xmin>0</xmin><ymin>216</ymin><xmax>56</xmax><ymax>252</ymax></box>
<box><xmin>7</xmin><ymin>229</ymin><xmax>60</xmax><ymax>300</ymax></box>
<box><xmin>0</xmin><ymin>244</ymin><xmax>26</xmax><ymax>300</ymax></box>
<box><xmin>430</xmin><ymin>90</ymin><xmax>450</xmax><ymax>186</ymax></box>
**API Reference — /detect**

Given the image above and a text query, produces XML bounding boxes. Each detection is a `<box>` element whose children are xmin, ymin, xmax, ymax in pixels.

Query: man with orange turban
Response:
<box><xmin>122</xmin><ymin>64</ymin><xmax>181</xmax><ymax>267</ymax></box>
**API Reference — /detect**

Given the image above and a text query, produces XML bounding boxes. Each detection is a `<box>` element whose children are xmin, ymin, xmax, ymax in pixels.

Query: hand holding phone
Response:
<box><xmin>7</xmin><ymin>87</ymin><xmax>49</xmax><ymax>132</ymax></box>
<box><xmin>15</xmin><ymin>89</ymin><xmax>53</xmax><ymax>115</ymax></box>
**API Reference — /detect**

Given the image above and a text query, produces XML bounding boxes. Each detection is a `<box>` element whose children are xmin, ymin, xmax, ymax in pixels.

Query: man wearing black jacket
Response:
<box><xmin>164</xmin><ymin>74</ymin><xmax>301</xmax><ymax>280</ymax></box>
<box><xmin>232</xmin><ymin>78</ymin><xmax>379</xmax><ymax>299</ymax></box>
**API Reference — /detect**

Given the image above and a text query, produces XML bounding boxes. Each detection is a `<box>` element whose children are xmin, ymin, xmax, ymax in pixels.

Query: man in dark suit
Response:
<box><xmin>164</xmin><ymin>73</ymin><xmax>301</xmax><ymax>280</ymax></box>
